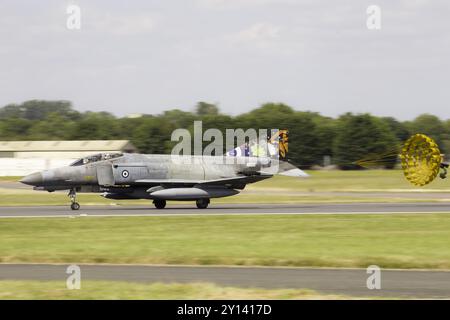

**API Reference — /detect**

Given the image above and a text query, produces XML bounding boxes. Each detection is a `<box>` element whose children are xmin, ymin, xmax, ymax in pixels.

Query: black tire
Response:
<box><xmin>196</xmin><ymin>199</ymin><xmax>209</xmax><ymax>209</ymax></box>
<box><xmin>153</xmin><ymin>200</ymin><xmax>166</xmax><ymax>209</ymax></box>
<box><xmin>71</xmin><ymin>202</ymin><xmax>80</xmax><ymax>210</ymax></box>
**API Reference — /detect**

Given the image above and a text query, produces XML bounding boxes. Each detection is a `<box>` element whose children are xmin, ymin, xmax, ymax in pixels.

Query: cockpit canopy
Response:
<box><xmin>70</xmin><ymin>153</ymin><xmax>123</xmax><ymax>166</ymax></box>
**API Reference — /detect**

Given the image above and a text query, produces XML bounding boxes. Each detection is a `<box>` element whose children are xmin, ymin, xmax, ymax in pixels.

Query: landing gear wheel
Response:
<box><xmin>68</xmin><ymin>188</ymin><xmax>80</xmax><ymax>210</ymax></box>
<box><xmin>71</xmin><ymin>202</ymin><xmax>80</xmax><ymax>210</ymax></box>
<box><xmin>153</xmin><ymin>199</ymin><xmax>166</xmax><ymax>209</ymax></box>
<box><xmin>196</xmin><ymin>199</ymin><xmax>209</xmax><ymax>209</ymax></box>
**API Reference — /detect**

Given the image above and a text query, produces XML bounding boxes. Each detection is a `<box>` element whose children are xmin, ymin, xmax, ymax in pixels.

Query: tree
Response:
<box><xmin>163</xmin><ymin>109</ymin><xmax>197</xmax><ymax>129</ymax></box>
<box><xmin>382</xmin><ymin>117</ymin><xmax>411</xmax><ymax>142</ymax></box>
<box><xmin>131</xmin><ymin>117</ymin><xmax>174</xmax><ymax>154</ymax></box>
<box><xmin>405</xmin><ymin>114</ymin><xmax>446</xmax><ymax>152</ymax></box>
<box><xmin>0</xmin><ymin>100</ymin><xmax>80</xmax><ymax>121</ymax></box>
<box><xmin>334</xmin><ymin>113</ymin><xmax>398</xmax><ymax>169</ymax></box>
<box><xmin>311</xmin><ymin>115</ymin><xmax>338</xmax><ymax>164</ymax></box>
<box><xmin>69</xmin><ymin>112</ymin><xmax>120</xmax><ymax>140</ymax></box>
<box><xmin>27</xmin><ymin>113</ymin><xmax>75</xmax><ymax>140</ymax></box>
<box><xmin>285</xmin><ymin>113</ymin><xmax>321</xmax><ymax>167</ymax></box>
<box><xmin>0</xmin><ymin>118</ymin><xmax>33</xmax><ymax>139</ymax></box>
<box><xmin>195</xmin><ymin>102</ymin><xmax>219</xmax><ymax>116</ymax></box>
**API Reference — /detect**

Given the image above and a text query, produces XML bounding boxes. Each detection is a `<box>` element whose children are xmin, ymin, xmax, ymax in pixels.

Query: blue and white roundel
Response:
<box><xmin>121</xmin><ymin>170</ymin><xmax>129</xmax><ymax>178</ymax></box>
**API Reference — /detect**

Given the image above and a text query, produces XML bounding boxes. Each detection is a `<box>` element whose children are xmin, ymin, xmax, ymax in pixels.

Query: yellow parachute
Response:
<box><xmin>400</xmin><ymin>134</ymin><xmax>442</xmax><ymax>186</ymax></box>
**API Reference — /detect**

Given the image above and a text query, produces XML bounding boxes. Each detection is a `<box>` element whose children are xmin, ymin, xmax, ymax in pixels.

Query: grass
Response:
<box><xmin>0</xmin><ymin>280</ymin><xmax>361</xmax><ymax>300</ymax></box>
<box><xmin>0</xmin><ymin>214</ymin><xmax>449</xmax><ymax>269</ymax></box>
<box><xmin>0</xmin><ymin>176</ymin><xmax>22</xmax><ymax>182</ymax></box>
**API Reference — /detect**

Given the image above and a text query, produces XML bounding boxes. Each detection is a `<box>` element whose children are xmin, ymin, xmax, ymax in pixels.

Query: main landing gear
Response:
<box><xmin>69</xmin><ymin>188</ymin><xmax>80</xmax><ymax>210</ymax></box>
<box><xmin>152</xmin><ymin>199</ymin><xmax>210</xmax><ymax>209</ymax></box>
<box><xmin>153</xmin><ymin>199</ymin><xmax>166</xmax><ymax>209</ymax></box>
<box><xmin>196</xmin><ymin>198</ymin><xmax>210</xmax><ymax>209</ymax></box>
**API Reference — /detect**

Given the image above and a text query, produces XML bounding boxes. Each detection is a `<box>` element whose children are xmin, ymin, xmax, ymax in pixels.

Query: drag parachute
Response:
<box><xmin>400</xmin><ymin>134</ymin><xmax>443</xmax><ymax>186</ymax></box>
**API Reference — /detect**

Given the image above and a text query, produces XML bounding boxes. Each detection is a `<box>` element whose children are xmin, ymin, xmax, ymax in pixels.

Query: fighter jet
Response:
<box><xmin>20</xmin><ymin>131</ymin><xmax>308</xmax><ymax>210</ymax></box>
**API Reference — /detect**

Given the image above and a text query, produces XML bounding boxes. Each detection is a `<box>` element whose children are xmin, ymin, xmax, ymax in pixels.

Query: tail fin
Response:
<box><xmin>226</xmin><ymin>129</ymin><xmax>289</xmax><ymax>160</ymax></box>
<box><xmin>269</xmin><ymin>129</ymin><xmax>288</xmax><ymax>160</ymax></box>
<box><xmin>226</xmin><ymin>129</ymin><xmax>309</xmax><ymax>178</ymax></box>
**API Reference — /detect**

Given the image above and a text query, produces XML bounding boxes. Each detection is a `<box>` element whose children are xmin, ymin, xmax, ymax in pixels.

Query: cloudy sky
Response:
<box><xmin>0</xmin><ymin>0</ymin><xmax>448</xmax><ymax>119</ymax></box>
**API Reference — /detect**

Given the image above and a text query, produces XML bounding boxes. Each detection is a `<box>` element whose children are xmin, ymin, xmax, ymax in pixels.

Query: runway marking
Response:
<box><xmin>1</xmin><ymin>211</ymin><xmax>450</xmax><ymax>219</ymax></box>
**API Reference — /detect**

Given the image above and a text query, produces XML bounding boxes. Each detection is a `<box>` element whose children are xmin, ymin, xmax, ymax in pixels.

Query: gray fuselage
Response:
<box><xmin>21</xmin><ymin>153</ymin><xmax>274</xmax><ymax>201</ymax></box>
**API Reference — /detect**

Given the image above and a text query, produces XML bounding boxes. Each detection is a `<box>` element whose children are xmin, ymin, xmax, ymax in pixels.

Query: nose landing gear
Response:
<box><xmin>69</xmin><ymin>188</ymin><xmax>80</xmax><ymax>210</ymax></box>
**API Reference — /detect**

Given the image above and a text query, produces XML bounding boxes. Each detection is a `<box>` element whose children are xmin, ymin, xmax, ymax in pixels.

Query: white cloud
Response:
<box><xmin>88</xmin><ymin>12</ymin><xmax>158</xmax><ymax>36</ymax></box>
<box><xmin>231</xmin><ymin>23</ymin><xmax>281</xmax><ymax>42</ymax></box>
<box><xmin>222</xmin><ymin>23</ymin><xmax>305</xmax><ymax>56</ymax></box>
<box><xmin>196</xmin><ymin>0</ymin><xmax>277</xmax><ymax>9</ymax></box>
<box><xmin>400</xmin><ymin>0</ymin><xmax>432</xmax><ymax>8</ymax></box>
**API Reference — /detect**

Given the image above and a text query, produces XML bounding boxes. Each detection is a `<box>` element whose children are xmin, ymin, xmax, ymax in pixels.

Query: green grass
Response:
<box><xmin>1</xmin><ymin>214</ymin><xmax>450</xmax><ymax>269</ymax></box>
<box><xmin>0</xmin><ymin>280</ymin><xmax>361</xmax><ymax>300</ymax></box>
<box><xmin>0</xmin><ymin>176</ymin><xmax>21</xmax><ymax>182</ymax></box>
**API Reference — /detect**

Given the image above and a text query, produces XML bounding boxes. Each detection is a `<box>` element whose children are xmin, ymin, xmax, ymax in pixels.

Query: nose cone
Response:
<box><xmin>20</xmin><ymin>172</ymin><xmax>43</xmax><ymax>186</ymax></box>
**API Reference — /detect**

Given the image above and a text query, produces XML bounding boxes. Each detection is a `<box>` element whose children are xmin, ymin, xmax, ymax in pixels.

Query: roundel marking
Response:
<box><xmin>121</xmin><ymin>170</ymin><xmax>130</xmax><ymax>178</ymax></box>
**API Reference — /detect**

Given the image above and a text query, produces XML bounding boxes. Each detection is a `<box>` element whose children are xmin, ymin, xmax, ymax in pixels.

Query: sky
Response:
<box><xmin>0</xmin><ymin>0</ymin><xmax>449</xmax><ymax>120</ymax></box>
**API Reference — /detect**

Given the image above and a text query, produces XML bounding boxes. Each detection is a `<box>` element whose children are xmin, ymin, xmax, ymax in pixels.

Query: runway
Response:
<box><xmin>0</xmin><ymin>202</ymin><xmax>450</xmax><ymax>218</ymax></box>
<box><xmin>0</xmin><ymin>263</ymin><xmax>449</xmax><ymax>298</ymax></box>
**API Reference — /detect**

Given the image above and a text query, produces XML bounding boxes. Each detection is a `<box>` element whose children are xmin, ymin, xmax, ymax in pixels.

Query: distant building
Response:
<box><xmin>0</xmin><ymin>140</ymin><xmax>137</xmax><ymax>176</ymax></box>
<box><xmin>0</xmin><ymin>140</ymin><xmax>137</xmax><ymax>159</ymax></box>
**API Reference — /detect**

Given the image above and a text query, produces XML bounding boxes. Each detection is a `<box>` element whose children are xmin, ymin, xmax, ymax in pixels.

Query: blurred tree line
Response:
<box><xmin>0</xmin><ymin>100</ymin><xmax>449</xmax><ymax>169</ymax></box>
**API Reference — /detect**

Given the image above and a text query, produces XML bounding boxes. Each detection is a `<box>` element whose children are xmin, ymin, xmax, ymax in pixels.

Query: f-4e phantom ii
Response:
<box><xmin>20</xmin><ymin>130</ymin><xmax>308</xmax><ymax>210</ymax></box>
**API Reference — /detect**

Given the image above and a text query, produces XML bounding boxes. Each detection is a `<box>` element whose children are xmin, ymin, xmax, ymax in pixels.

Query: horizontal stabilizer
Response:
<box><xmin>278</xmin><ymin>168</ymin><xmax>309</xmax><ymax>177</ymax></box>
<box><xmin>271</xmin><ymin>160</ymin><xmax>309</xmax><ymax>178</ymax></box>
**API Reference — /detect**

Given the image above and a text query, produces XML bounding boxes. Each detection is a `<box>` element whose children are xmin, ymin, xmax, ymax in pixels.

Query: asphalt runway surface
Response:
<box><xmin>0</xmin><ymin>264</ymin><xmax>449</xmax><ymax>298</ymax></box>
<box><xmin>0</xmin><ymin>202</ymin><xmax>450</xmax><ymax>218</ymax></box>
